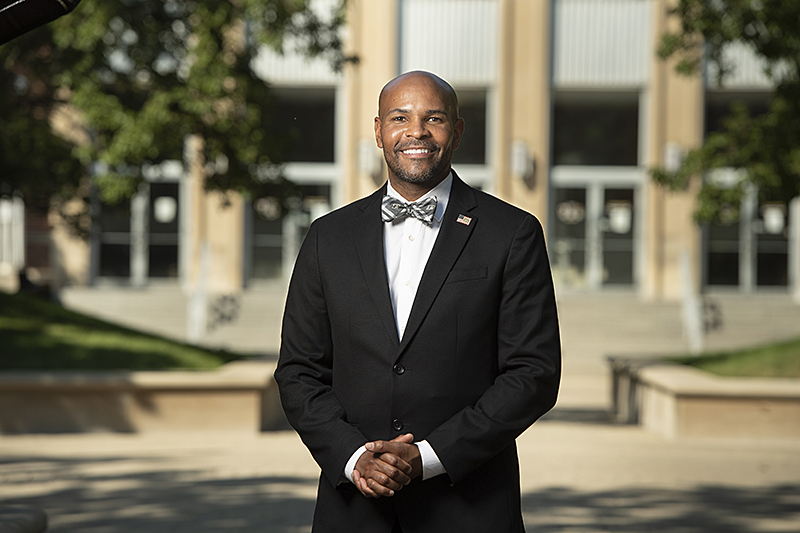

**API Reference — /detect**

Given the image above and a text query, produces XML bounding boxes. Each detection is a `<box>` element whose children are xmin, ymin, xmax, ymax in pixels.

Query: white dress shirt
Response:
<box><xmin>343</xmin><ymin>173</ymin><xmax>453</xmax><ymax>485</ymax></box>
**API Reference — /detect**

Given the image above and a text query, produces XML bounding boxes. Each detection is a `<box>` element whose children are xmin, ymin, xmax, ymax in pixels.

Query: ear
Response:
<box><xmin>452</xmin><ymin>117</ymin><xmax>465</xmax><ymax>150</ymax></box>
<box><xmin>374</xmin><ymin>116</ymin><xmax>384</xmax><ymax>149</ymax></box>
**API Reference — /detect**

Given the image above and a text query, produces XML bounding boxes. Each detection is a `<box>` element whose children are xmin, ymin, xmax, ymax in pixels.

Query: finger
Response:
<box><xmin>365</xmin><ymin>444</ymin><xmax>414</xmax><ymax>473</ymax></box>
<box><xmin>368</xmin><ymin>466</ymin><xmax>406</xmax><ymax>492</ymax></box>
<box><xmin>367</xmin><ymin>476</ymin><xmax>396</xmax><ymax>497</ymax></box>
<box><xmin>353</xmin><ymin>461</ymin><xmax>383</xmax><ymax>498</ymax></box>
<box><xmin>357</xmin><ymin>477</ymin><xmax>380</xmax><ymax>499</ymax></box>
<box><xmin>377</xmin><ymin>452</ymin><xmax>413</xmax><ymax>475</ymax></box>
<box><xmin>356</xmin><ymin>455</ymin><xmax>407</xmax><ymax>492</ymax></box>
<box><xmin>390</xmin><ymin>433</ymin><xmax>415</xmax><ymax>444</ymax></box>
<box><xmin>365</xmin><ymin>439</ymin><xmax>410</xmax><ymax>452</ymax></box>
<box><xmin>375</xmin><ymin>460</ymin><xmax>411</xmax><ymax>486</ymax></box>
<box><xmin>366</xmin><ymin>440</ymin><xmax>395</xmax><ymax>453</ymax></box>
<box><xmin>352</xmin><ymin>469</ymin><xmax>375</xmax><ymax>498</ymax></box>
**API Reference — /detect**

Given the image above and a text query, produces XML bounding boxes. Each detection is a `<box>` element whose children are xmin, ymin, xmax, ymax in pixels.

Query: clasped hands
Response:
<box><xmin>352</xmin><ymin>433</ymin><xmax>422</xmax><ymax>498</ymax></box>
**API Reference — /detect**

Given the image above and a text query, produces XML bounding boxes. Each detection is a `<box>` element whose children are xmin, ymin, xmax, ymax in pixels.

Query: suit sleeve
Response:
<box><xmin>426</xmin><ymin>214</ymin><xmax>561</xmax><ymax>484</ymax></box>
<box><xmin>274</xmin><ymin>222</ymin><xmax>367</xmax><ymax>487</ymax></box>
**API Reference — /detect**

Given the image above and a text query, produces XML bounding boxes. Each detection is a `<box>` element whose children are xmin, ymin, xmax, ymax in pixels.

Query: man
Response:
<box><xmin>275</xmin><ymin>71</ymin><xmax>561</xmax><ymax>532</ymax></box>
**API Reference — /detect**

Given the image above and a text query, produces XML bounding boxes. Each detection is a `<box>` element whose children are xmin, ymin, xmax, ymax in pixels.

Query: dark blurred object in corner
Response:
<box><xmin>0</xmin><ymin>0</ymin><xmax>82</xmax><ymax>45</ymax></box>
<box><xmin>18</xmin><ymin>268</ymin><xmax>56</xmax><ymax>301</ymax></box>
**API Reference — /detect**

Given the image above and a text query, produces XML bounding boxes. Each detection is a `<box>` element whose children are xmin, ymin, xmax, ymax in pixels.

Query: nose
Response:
<box><xmin>405</xmin><ymin>116</ymin><xmax>430</xmax><ymax>139</ymax></box>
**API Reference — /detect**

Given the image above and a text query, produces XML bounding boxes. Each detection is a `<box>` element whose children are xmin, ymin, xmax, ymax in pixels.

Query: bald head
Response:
<box><xmin>378</xmin><ymin>71</ymin><xmax>460</xmax><ymax>123</ymax></box>
<box><xmin>373</xmin><ymin>70</ymin><xmax>465</xmax><ymax>199</ymax></box>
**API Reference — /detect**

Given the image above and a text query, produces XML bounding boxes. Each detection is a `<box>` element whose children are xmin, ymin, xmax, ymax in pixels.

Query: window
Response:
<box><xmin>96</xmin><ymin>180</ymin><xmax>181</xmax><ymax>281</ymax></box>
<box><xmin>706</xmin><ymin>218</ymin><xmax>740</xmax><ymax>286</ymax></box>
<box><xmin>98</xmin><ymin>200</ymin><xmax>131</xmax><ymax>278</ymax></box>
<box><xmin>704</xmin><ymin>191</ymin><xmax>790</xmax><ymax>289</ymax></box>
<box><xmin>553</xmin><ymin>91</ymin><xmax>639</xmax><ymax>166</ymax></box>
<box><xmin>249</xmin><ymin>184</ymin><xmax>331</xmax><ymax>281</ymax></box>
<box><xmin>452</xmin><ymin>90</ymin><xmax>487</xmax><ymax>166</ymax></box>
<box><xmin>148</xmin><ymin>182</ymin><xmax>180</xmax><ymax>278</ymax></box>
<box><xmin>705</xmin><ymin>90</ymin><xmax>770</xmax><ymax>136</ymax></box>
<box><xmin>703</xmin><ymin>92</ymin><xmax>786</xmax><ymax>290</ymax></box>
<box><xmin>24</xmin><ymin>210</ymin><xmax>51</xmax><ymax>272</ymax></box>
<box><xmin>269</xmin><ymin>87</ymin><xmax>336</xmax><ymax>163</ymax></box>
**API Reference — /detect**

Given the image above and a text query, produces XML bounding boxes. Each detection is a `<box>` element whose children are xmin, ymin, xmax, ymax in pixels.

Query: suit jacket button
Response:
<box><xmin>393</xmin><ymin>364</ymin><xmax>405</xmax><ymax>375</ymax></box>
<box><xmin>392</xmin><ymin>419</ymin><xmax>403</xmax><ymax>431</ymax></box>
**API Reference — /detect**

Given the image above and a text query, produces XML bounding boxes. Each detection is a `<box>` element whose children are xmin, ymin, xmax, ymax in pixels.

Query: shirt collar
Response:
<box><xmin>385</xmin><ymin>171</ymin><xmax>453</xmax><ymax>224</ymax></box>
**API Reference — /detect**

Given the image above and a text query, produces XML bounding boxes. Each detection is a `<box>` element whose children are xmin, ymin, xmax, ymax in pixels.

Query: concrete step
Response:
<box><xmin>59</xmin><ymin>286</ymin><xmax>800</xmax><ymax>370</ymax></box>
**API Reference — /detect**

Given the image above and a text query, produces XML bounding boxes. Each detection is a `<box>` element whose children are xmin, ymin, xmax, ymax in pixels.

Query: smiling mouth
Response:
<box><xmin>399</xmin><ymin>146</ymin><xmax>436</xmax><ymax>155</ymax></box>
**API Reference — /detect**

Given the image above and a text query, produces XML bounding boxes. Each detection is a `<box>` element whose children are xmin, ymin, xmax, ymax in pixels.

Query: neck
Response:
<box><xmin>388</xmin><ymin>171</ymin><xmax>449</xmax><ymax>201</ymax></box>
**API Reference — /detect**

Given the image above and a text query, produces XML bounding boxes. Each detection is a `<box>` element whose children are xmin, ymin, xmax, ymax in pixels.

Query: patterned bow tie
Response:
<box><xmin>381</xmin><ymin>195</ymin><xmax>437</xmax><ymax>226</ymax></box>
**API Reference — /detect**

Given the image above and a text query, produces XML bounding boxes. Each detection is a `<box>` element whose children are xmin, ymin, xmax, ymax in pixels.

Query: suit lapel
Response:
<box><xmin>353</xmin><ymin>187</ymin><xmax>400</xmax><ymax>347</ymax></box>
<box><xmin>397</xmin><ymin>174</ymin><xmax>478</xmax><ymax>355</ymax></box>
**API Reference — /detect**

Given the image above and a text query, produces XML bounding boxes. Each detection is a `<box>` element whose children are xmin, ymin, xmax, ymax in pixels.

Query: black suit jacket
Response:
<box><xmin>275</xmin><ymin>173</ymin><xmax>561</xmax><ymax>532</ymax></box>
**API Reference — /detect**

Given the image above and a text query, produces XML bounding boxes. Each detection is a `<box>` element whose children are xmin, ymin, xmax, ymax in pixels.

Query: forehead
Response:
<box><xmin>379</xmin><ymin>76</ymin><xmax>452</xmax><ymax>115</ymax></box>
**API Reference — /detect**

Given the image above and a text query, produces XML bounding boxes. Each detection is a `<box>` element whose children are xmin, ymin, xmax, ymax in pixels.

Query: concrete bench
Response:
<box><xmin>0</xmin><ymin>361</ymin><xmax>288</xmax><ymax>434</ymax></box>
<box><xmin>0</xmin><ymin>506</ymin><xmax>47</xmax><ymax>533</ymax></box>
<box><xmin>609</xmin><ymin>356</ymin><xmax>800</xmax><ymax>440</ymax></box>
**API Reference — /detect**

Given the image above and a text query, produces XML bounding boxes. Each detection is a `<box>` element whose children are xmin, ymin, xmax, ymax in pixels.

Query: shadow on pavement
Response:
<box><xmin>3</xmin><ymin>455</ymin><xmax>799</xmax><ymax>532</ymax></box>
<box><xmin>522</xmin><ymin>484</ymin><xmax>800</xmax><ymax>532</ymax></box>
<box><xmin>1</xmin><ymin>455</ymin><xmax>317</xmax><ymax>532</ymax></box>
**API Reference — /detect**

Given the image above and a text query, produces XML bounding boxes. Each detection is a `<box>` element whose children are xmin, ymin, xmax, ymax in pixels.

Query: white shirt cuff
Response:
<box><xmin>416</xmin><ymin>439</ymin><xmax>446</xmax><ymax>480</ymax></box>
<box><xmin>343</xmin><ymin>445</ymin><xmax>367</xmax><ymax>484</ymax></box>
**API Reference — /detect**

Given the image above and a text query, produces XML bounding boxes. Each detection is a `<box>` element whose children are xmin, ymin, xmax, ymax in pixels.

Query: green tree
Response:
<box><xmin>652</xmin><ymin>0</ymin><xmax>800</xmax><ymax>222</ymax></box>
<box><xmin>0</xmin><ymin>30</ymin><xmax>86</xmax><ymax>211</ymax></box>
<box><xmin>0</xmin><ymin>0</ymin><xmax>351</xmax><ymax>222</ymax></box>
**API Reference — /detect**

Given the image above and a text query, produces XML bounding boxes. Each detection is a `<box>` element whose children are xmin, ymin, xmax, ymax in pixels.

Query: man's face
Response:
<box><xmin>374</xmin><ymin>74</ymin><xmax>465</xmax><ymax>190</ymax></box>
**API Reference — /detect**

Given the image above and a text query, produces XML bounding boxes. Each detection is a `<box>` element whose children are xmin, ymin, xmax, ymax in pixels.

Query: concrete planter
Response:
<box><xmin>610</xmin><ymin>356</ymin><xmax>800</xmax><ymax>440</ymax></box>
<box><xmin>0</xmin><ymin>361</ymin><xmax>288</xmax><ymax>434</ymax></box>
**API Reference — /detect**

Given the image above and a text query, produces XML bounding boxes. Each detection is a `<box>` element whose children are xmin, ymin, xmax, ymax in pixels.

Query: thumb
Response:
<box><xmin>365</xmin><ymin>440</ymin><xmax>382</xmax><ymax>452</ymax></box>
<box><xmin>390</xmin><ymin>433</ymin><xmax>415</xmax><ymax>444</ymax></box>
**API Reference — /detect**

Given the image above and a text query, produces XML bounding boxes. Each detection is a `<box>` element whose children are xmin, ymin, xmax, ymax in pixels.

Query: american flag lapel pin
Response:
<box><xmin>456</xmin><ymin>214</ymin><xmax>472</xmax><ymax>226</ymax></box>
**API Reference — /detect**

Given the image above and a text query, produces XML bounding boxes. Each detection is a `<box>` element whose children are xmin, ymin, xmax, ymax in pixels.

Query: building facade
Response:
<box><xmin>7</xmin><ymin>0</ymin><xmax>799</xmax><ymax>301</ymax></box>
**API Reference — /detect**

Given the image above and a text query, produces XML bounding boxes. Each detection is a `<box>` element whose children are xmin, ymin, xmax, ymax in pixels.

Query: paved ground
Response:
<box><xmin>1</xmin><ymin>419</ymin><xmax>798</xmax><ymax>532</ymax></box>
<box><xmin>2</xmin><ymin>290</ymin><xmax>800</xmax><ymax>531</ymax></box>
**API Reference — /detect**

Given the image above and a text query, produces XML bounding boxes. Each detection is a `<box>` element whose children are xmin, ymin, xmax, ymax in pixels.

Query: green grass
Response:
<box><xmin>0</xmin><ymin>290</ymin><xmax>244</xmax><ymax>371</ymax></box>
<box><xmin>670</xmin><ymin>337</ymin><xmax>800</xmax><ymax>378</ymax></box>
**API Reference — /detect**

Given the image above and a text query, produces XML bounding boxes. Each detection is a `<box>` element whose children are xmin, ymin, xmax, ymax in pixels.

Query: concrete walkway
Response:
<box><xmin>2</xmin><ymin>289</ymin><xmax>799</xmax><ymax>531</ymax></box>
<box><xmin>1</xmin><ymin>420</ymin><xmax>798</xmax><ymax>531</ymax></box>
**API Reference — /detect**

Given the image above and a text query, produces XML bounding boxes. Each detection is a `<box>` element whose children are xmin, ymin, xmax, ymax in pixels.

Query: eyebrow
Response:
<box><xmin>386</xmin><ymin>107</ymin><xmax>448</xmax><ymax>116</ymax></box>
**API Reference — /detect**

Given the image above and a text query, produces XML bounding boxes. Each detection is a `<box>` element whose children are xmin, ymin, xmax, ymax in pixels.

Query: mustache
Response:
<box><xmin>395</xmin><ymin>141</ymin><xmax>439</xmax><ymax>152</ymax></box>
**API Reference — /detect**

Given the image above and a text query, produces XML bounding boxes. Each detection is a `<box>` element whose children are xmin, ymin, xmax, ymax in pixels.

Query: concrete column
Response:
<box><xmin>183</xmin><ymin>134</ymin><xmax>204</xmax><ymax>292</ymax></box>
<box><xmin>740</xmin><ymin>185</ymin><xmax>757</xmax><ymax>293</ymax></box>
<box><xmin>643</xmin><ymin>0</ymin><xmax>703</xmax><ymax>301</ymax></box>
<box><xmin>342</xmin><ymin>0</ymin><xmax>399</xmax><ymax>204</ymax></box>
<box><xmin>790</xmin><ymin>197</ymin><xmax>800</xmax><ymax>302</ymax></box>
<box><xmin>203</xmin><ymin>191</ymin><xmax>244</xmax><ymax>293</ymax></box>
<box><xmin>183</xmin><ymin>134</ymin><xmax>244</xmax><ymax>294</ymax></box>
<box><xmin>130</xmin><ymin>183</ymin><xmax>149</xmax><ymax>288</ymax></box>
<box><xmin>179</xmin><ymin>147</ymin><xmax>194</xmax><ymax>290</ymax></box>
<box><xmin>502</xmin><ymin>0</ymin><xmax>552</xmax><ymax>224</ymax></box>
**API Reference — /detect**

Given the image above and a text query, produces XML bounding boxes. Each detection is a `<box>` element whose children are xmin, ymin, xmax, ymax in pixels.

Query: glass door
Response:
<box><xmin>553</xmin><ymin>188</ymin><xmax>588</xmax><ymax>288</ymax></box>
<box><xmin>148</xmin><ymin>182</ymin><xmax>180</xmax><ymax>278</ymax></box>
<box><xmin>601</xmin><ymin>188</ymin><xmax>635</xmax><ymax>285</ymax></box>
<box><xmin>552</xmin><ymin>184</ymin><xmax>638</xmax><ymax>290</ymax></box>
<box><xmin>704</xmin><ymin>190</ymin><xmax>791</xmax><ymax>290</ymax></box>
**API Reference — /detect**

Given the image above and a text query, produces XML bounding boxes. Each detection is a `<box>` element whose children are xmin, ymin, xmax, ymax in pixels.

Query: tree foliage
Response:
<box><xmin>0</xmin><ymin>29</ymin><xmax>86</xmax><ymax>210</ymax></box>
<box><xmin>0</xmin><ymin>0</ymin><xmax>350</xmax><ymax>217</ymax></box>
<box><xmin>652</xmin><ymin>0</ymin><xmax>800</xmax><ymax>223</ymax></box>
